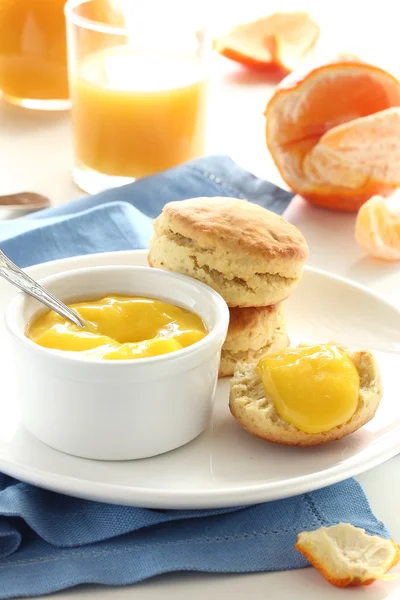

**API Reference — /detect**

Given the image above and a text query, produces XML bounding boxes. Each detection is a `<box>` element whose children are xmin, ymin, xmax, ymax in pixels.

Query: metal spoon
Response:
<box><xmin>0</xmin><ymin>250</ymin><xmax>85</xmax><ymax>328</ymax></box>
<box><xmin>0</xmin><ymin>192</ymin><xmax>51</xmax><ymax>219</ymax></box>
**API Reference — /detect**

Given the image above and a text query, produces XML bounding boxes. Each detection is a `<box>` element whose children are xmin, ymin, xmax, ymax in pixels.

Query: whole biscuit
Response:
<box><xmin>148</xmin><ymin>197</ymin><xmax>308</xmax><ymax>307</ymax></box>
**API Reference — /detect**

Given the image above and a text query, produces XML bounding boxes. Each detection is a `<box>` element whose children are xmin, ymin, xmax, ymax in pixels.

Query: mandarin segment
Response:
<box><xmin>355</xmin><ymin>194</ymin><xmax>400</xmax><ymax>260</ymax></box>
<box><xmin>305</xmin><ymin>108</ymin><xmax>400</xmax><ymax>185</ymax></box>
<box><xmin>214</xmin><ymin>12</ymin><xmax>319</xmax><ymax>73</ymax></box>
<box><xmin>295</xmin><ymin>523</ymin><xmax>400</xmax><ymax>588</ymax></box>
<box><xmin>266</xmin><ymin>60</ymin><xmax>400</xmax><ymax>211</ymax></box>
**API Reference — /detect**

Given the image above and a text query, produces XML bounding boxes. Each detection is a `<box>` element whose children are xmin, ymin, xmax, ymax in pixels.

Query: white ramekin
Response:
<box><xmin>5</xmin><ymin>266</ymin><xmax>229</xmax><ymax>460</ymax></box>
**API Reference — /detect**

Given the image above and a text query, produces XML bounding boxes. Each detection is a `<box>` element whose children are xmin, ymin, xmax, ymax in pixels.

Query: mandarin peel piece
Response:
<box><xmin>214</xmin><ymin>12</ymin><xmax>319</xmax><ymax>73</ymax></box>
<box><xmin>295</xmin><ymin>524</ymin><xmax>400</xmax><ymax>588</ymax></box>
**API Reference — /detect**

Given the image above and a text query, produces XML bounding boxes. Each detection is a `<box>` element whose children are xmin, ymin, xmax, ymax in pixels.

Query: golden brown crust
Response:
<box><xmin>154</xmin><ymin>197</ymin><xmax>308</xmax><ymax>275</ymax></box>
<box><xmin>148</xmin><ymin>198</ymin><xmax>308</xmax><ymax>307</ymax></box>
<box><xmin>229</xmin><ymin>349</ymin><xmax>382</xmax><ymax>446</ymax></box>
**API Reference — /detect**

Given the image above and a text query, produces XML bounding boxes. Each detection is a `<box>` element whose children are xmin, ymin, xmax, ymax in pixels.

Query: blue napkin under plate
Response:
<box><xmin>0</xmin><ymin>155</ymin><xmax>293</xmax><ymax>267</ymax></box>
<box><xmin>0</xmin><ymin>155</ymin><xmax>390</xmax><ymax>598</ymax></box>
<box><xmin>0</xmin><ymin>476</ymin><xmax>388</xmax><ymax>599</ymax></box>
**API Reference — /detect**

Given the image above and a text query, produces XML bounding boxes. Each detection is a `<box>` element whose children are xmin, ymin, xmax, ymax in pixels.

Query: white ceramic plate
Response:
<box><xmin>0</xmin><ymin>250</ymin><xmax>399</xmax><ymax>509</ymax></box>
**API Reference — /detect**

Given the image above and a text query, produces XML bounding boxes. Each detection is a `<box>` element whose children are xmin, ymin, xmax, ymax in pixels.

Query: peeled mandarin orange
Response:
<box><xmin>266</xmin><ymin>59</ymin><xmax>400</xmax><ymax>211</ymax></box>
<box><xmin>296</xmin><ymin>523</ymin><xmax>400</xmax><ymax>588</ymax></box>
<box><xmin>355</xmin><ymin>194</ymin><xmax>400</xmax><ymax>260</ymax></box>
<box><xmin>214</xmin><ymin>12</ymin><xmax>319</xmax><ymax>73</ymax></box>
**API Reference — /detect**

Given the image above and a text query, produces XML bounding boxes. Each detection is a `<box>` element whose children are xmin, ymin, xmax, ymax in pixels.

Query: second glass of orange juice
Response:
<box><xmin>65</xmin><ymin>0</ymin><xmax>210</xmax><ymax>193</ymax></box>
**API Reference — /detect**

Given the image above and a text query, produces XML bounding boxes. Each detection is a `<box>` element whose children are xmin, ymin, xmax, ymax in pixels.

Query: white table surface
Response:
<box><xmin>1</xmin><ymin>53</ymin><xmax>400</xmax><ymax>600</ymax></box>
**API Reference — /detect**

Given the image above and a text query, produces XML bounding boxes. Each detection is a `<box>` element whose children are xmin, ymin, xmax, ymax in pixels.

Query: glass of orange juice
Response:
<box><xmin>65</xmin><ymin>0</ymin><xmax>210</xmax><ymax>193</ymax></box>
<box><xmin>0</xmin><ymin>0</ymin><xmax>70</xmax><ymax>110</ymax></box>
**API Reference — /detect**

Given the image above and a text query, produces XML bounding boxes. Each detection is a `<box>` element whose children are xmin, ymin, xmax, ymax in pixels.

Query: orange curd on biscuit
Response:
<box><xmin>256</xmin><ymin>344</ymin><xmax>359</xmax><ymax>433</ymax></box>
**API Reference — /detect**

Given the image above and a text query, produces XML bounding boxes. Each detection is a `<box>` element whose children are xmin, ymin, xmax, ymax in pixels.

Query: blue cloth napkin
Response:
<box><xmin>0</xmin><ymin>155</ymin><xmax>293</xmax><ymax>267</ymax></box>
<box><xmin>0</xmin><ymin>475</ymin><xmax>388</xmax><ymax>599</ymax></box>
<box><xmin>0</xmin><ymin>155</ymin><xmax>390</xmax><ymax>598</ymax></box>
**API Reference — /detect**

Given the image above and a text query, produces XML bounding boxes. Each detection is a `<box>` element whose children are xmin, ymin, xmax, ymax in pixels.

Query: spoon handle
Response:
<box><xmin>0</xmin><ymin>250</ymin><xmax>85</xmax><ymax>328</ymax></box>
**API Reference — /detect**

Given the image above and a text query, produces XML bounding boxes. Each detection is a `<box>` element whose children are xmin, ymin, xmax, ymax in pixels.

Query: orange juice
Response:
<box><xmin>0</xmin><ymin>0</ymin><xmax>69</xmax><ymax>106</ymax></box>
<box><xmin>70</xmin><ymin>47</ymin><xmax>208</xmax><ymax>179</ymax></box>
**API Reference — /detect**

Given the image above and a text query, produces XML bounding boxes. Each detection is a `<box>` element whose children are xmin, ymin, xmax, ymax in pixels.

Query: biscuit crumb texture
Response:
<box><xmin>229</xmin><ymin>350</ymin><xmax>382</xmax><ymax>445</ymax></box>
<box><xmin>220</xmin><ymin>324</ymin><xmax>289</xmax><ymax>377</ymax></box>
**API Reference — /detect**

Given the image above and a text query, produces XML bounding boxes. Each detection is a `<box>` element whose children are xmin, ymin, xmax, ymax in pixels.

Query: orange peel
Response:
<box><xmin>266</xmin><ymin>60</ymin><xmax>400</xmax><ymax>211</ymax></box>
<box><xmin>296</xmin><ymin>523</ymin><xmax>400</xmax><ymax>587</ymax></box>
<box><xmin>214</xmin><ymin>12</ymin><xmax>319</xmax><ymax>73</ymax></box>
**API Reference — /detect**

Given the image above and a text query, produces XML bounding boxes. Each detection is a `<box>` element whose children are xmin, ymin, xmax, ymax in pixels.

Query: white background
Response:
<box><xmin>1</xmin><ymin>1</ymin><xmax>400</xmax><ymax>598</ymax></box>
